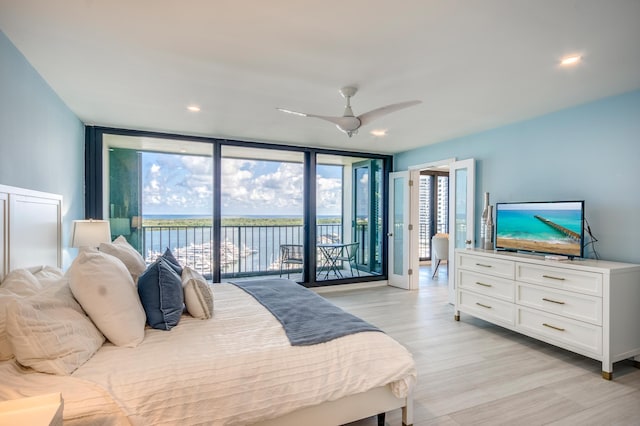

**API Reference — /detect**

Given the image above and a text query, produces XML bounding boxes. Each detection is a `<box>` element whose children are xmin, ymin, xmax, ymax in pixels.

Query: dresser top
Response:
<box><xmin>457</xmin><ymin>248</ymin><xmax>640</xmax><ymax>273</ymax></box>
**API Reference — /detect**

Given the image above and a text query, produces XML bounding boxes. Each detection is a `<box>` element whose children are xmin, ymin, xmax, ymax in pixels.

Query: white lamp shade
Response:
<box><xmin>71</xmin><ymin>220</ymin><xmax>112</xmax><ymax>248</ymax></box>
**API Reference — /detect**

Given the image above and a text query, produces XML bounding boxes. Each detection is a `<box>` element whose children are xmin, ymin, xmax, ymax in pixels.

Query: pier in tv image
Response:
<box><xmin>495</xmin><ymin>201</ymin><xmax>584</xmax><ymax>258</ymax></box>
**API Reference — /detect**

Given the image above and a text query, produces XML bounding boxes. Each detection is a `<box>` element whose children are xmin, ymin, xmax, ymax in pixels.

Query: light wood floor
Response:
<box><xmin>323</xmin><ymin>266</ymin><xmax>640</xmax><ymax>426</ymax></box>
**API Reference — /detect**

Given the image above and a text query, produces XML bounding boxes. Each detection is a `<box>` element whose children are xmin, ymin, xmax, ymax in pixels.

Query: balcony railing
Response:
<box><xmin>141</xmin><ymin>223</ymin><xmax>368</xmax><ymax>279</ymax></box>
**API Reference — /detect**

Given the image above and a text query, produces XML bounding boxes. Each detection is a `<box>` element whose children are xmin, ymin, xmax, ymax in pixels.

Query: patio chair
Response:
<box><xmin>279</xmin><ymin>244</ymin><xmax>304</xmax><ymax>278</ymax></box>
<box><xmin>335</xmin><ymin>242</ymin><xmax>360</xmax><ymax>277</ymax></box>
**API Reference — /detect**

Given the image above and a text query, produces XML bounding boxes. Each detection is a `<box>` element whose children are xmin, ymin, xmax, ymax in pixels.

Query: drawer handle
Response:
<box><xmin>475</xmin><ymin>282</ymin><xmax>493</xmax><ymax>287</ymax></box>
<box><xmin>542</xmin><ymin>274</ymin><xmax>566</xmax><ymax>281</ymax></box>
<box><xmin>542</xmin><ymin>297</ymin><xmax>565</xmax><ymax>305</ymax></box>
<box><xmin>542</xmin><ymin>323</ymin><xmax>565</xmax><ymax>332</ymax></box>
<box><xmin>475</xmin><ymin>263</ymin><xmax>493</xmax><ymax>268</ymax></box>
<box><xmin>475</xmin><ymin>302</ymin><xmax>492</xmax><ymax>309</ymax></box>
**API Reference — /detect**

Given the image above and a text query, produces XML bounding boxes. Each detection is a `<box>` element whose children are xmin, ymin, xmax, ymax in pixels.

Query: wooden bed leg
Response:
<box><xmin>377</xmin><ymin>412</ymin><xmax>385</xmax><ymax>426</ymax></box>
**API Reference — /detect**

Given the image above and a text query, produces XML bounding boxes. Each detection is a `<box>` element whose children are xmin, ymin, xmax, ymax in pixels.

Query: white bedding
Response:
<box><xmin>1</xmin><ymin>283</ymin><xmax>416</xmax><ymax>425</ymax></box>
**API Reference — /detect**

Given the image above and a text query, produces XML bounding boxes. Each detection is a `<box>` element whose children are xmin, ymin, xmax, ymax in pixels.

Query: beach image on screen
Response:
<box><xmin>495</xmin><ymin>202</ymin><xmax>583</xmax><ymax>256</ymax></box>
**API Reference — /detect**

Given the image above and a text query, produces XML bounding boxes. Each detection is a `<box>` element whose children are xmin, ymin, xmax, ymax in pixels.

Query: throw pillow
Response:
<box><xmin>6</xmin><ymin>281</ymin><xmax>105</xmax><ymax>375</ymax></box>
<box><xmin>138</xmin><ymin>257</ymin><xmax>184</xmax><ymax>330</ymax></box>
<box><xmin>0</xmin><ymin>269</ymin><xmax>43</xmax><ymax>361</ymax></box>
<box><xmin>181</xmin><ymin>266</ymin><xmax>214</xmax><ymax>319</ymax></box>
<box><xmin>162</xmin><ymin>248</ymin><xmax>183</xmax><ymax>275</ymax></box>
<box><xmin>67</xmin><ymin>250</ymin><xmax>146</xmax><ymax>347</ymax></box>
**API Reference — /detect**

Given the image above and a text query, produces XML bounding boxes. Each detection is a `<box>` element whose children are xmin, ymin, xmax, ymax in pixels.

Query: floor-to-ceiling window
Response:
<box><xmin>89</xmin><ymin>127</ymin><xmax>390</xmax><ymax>286</ymax></box>
<box><xmin>220</xmin><ymin>146</ymin><xmax>304</xmax><ymax>281</ymax></box>
<box><xmin>104</xmin><ymin>134</ymin><xmax>214</xmax><ymax>277</ymax></box>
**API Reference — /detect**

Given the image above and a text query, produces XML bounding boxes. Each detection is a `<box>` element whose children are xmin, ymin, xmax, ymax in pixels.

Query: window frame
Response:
<box><xmin>85</xmin><ymin>126</ymin><xmax>392</xmax><ymax>286</ymax></box>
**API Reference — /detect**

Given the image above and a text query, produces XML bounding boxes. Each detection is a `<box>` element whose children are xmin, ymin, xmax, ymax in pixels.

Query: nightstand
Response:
<box><xmin>0</xmin><ymin>393</ymin><xmax>63</xmax><ymax>425</ymax></box>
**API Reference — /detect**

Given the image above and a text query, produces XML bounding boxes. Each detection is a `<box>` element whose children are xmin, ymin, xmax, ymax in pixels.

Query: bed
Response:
<box><xmin>0</xmin><ymin>184</ymin><xmax>416</xmax><ymax>426</ymax></box>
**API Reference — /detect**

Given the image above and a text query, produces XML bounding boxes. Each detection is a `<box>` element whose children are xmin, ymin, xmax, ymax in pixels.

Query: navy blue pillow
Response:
<box><xmin>162</xmin><ymin>248</ymin><xmax>183</xmax><ymax>275</ymax></box>
<box><xmin>137</xmin><ymin>257</ymin><xmax>184</xmax><ymax>330</ymax></box>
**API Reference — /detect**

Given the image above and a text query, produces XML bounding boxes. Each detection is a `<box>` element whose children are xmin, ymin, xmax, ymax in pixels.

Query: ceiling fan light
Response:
<box><xmin>560</xmin><ymin>55</ymin><xmax>581</xmax><ymax>66</ymax></box>
<box><xmin>370</xmin><ymin>129</ymin><xmax>387</xmax><ymax>137</ymax></box>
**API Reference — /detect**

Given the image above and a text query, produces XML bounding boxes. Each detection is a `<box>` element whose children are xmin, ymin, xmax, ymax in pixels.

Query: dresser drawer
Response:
<box><xmin>458</xmin><ymin>290</ymin><xmax>514</xmax><ymax>327</ymax></box>
<box><xmin>516</xmin><ymin>283</ymin><xmax>602</xmax><ymax>325</ymax></box>
<box><xmin>516</xmin><ymin>307</ymin><xmax>602</xmax><ymax>356</ymax></box>
<box><xmin>458</xmin><ymin>269</ymin><xmax>515</xmax><ymax>302</ymax></box>
<box><xmin>458</xmin><ymin>254</ymin><xmax>515</xmax><ymax>279</ymax></box>
<box><xmin>516</xmin><ymin>263</ymin><xmax>602</xmax><ymax>296</ymax></box>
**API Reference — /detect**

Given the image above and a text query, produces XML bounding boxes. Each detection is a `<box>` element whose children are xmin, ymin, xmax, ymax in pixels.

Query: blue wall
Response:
<box><xmin>0</xmin><ymin>30</ymin><xmax>85</xmax><ymax>268</ymax></box>
<box><xmin>395</xmin><ymin>90</ymin><xmax>640</xmax><ymax>263</ymax></box>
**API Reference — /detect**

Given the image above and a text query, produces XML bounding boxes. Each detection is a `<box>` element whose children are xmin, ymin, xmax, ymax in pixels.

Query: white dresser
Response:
<box><xmin>455</xmin><ymin>249</ymin><xmax>640</xmax><ymax>379</ymax></box>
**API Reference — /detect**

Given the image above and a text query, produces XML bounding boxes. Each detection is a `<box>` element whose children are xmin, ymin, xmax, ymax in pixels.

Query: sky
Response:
<box><xmin>142</xmin><ymin>152</ymin><xmax>343</xmax><ymax>216</ymax></box>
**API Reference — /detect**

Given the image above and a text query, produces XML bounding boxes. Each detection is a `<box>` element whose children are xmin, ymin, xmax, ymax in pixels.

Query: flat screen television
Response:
<box><xmin>495</xmin><ymin>201</ymin><xmax>584</xmax><ymax>258</ymax></box>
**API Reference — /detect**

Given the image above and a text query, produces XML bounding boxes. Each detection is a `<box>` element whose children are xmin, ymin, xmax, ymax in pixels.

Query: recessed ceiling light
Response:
<box><xmin>370</xmin><ymin>129</ymin><xmax>387</xmax><ymax>137</ymax></box>
<box><xmin>560</xmin><ymin>55</ymin><xmax>582</xmax><ymax>66</ymax></box>
<box><xmin>187</xmin><ymin>105</ymin><xmax>201</xmax><ymax>112</ymax></box>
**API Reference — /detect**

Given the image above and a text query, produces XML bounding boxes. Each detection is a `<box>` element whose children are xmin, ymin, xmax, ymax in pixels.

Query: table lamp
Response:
<box><xmin>71</xmin><ymin>219</ymin><xmax>111</xmax><ymax>249</ymax></box>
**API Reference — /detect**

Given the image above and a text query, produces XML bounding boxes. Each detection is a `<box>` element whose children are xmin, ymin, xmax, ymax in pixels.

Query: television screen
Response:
<box><xmin>495</xmin><ymin>201</ymin><xmax>584</xmax><ymax>258</ymax></box>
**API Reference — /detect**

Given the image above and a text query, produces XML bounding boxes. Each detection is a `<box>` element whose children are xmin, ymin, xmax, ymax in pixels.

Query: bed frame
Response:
<box><xmin>0</xmin><ymin>184</ymin><xmax>62</xmax><ymax>281</ymax></box>
<box><xmin>0</xmin><ymin>184</ymin><xmax>413</xmax><ymax>426</ymax></box>
<box><xmin>258</xmin><ymin>385</ymin><xmax>413</xmax><ymax>425</ymax></box>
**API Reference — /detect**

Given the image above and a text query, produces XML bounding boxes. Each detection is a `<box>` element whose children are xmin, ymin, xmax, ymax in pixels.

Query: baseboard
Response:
<box><xmin>312</xmin><ymin>280</ymin><xmax>388</xmax><ymax>294</ymax></box>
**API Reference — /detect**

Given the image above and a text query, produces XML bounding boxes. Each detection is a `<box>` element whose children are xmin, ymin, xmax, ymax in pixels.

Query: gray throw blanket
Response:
<box><xmin>230</xmin><ymin>278</ymin><xmax>381</xmax><ymax>346</ymax></box>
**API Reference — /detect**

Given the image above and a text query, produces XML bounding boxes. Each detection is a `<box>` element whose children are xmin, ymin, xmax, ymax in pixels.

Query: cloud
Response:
<box><xmin>143</xmin><ymin>153</ymin><xmax>343</xmax><ymax>217</ymax></box>
<box><xmin>316</xmin><ymin>174</ymin><xmax>342</xmax><ymax>215</ymax></box>
<box><xmin>143</xmin><ymin>153</ymin><xmax>213</xmax><ymax>214</ymax></box>
<box><xmin>221</xmin><ymin>160</ymin><xmax>305</xmax><ymax>215</ymax></box>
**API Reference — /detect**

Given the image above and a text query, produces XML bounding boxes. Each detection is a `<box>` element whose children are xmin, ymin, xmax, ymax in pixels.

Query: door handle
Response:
<box><xmin>387</xmin><ymin>233</ymin><xmax>393</xmax><ymax>237</ymax></box>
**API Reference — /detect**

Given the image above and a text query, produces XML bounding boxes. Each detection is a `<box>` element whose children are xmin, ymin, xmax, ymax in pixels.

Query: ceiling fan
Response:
<box><xmin>277</xmin><ymin>87</ymin><xmax>421</xmax><ymax>137</ymax></box>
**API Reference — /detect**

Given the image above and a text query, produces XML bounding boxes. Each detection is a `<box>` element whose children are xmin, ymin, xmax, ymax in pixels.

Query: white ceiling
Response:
<box><xmin>1</xmin><ymin>1</ymin><xmax>639</xmax><ymax>154</ymax></box>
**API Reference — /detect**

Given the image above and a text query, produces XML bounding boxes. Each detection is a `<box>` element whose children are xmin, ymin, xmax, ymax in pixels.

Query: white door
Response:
<box><xmin>388</xmin><ymin>171</ymin><xmax>419</xmax><ymax>289</ymax></box>
<box><xmin>448</xmin><ymin>159</ymin><xmax>475</xmax><ymax>303</ymax></box>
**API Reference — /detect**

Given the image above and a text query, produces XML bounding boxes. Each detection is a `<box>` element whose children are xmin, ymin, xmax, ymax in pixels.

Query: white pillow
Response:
<box><xmin>0</xmin><ymin>269</ymin><xmax>43</xmax><ymax>295</ymax></box>
<box><xmin>0</xmin><ymin>269</ymin><xmax>44</xmax><ymax>361</ymax></box>
<box><xmin>32</xmin><ymin>266</ymin><xmax>65</xmax><ymax>287</ymax></box>
<box><xmin>181</xmin><ymin>266</ymin><xmax>214</xmax><ymax>319</ymax></box>
<box><xmin>0</xmin><ymin>292</ymin><xmax>17</xmax><ymax>361</ymax></box>
<box><xmin>68</xmin><ymin>250</ymin><xmax>146</xmax><ymax>347</ymax></box>
<box><xmin>6</xmin><ymin>281</ymin><xmax>105</xmax><ymax>375</ymax></box>
<box><xmin>99</xmin><ymin>235</ymin><xmax>146</xmax><ymax>282</ymax></box>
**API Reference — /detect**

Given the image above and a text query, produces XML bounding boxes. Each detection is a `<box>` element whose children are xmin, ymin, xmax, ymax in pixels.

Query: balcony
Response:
<box><xmin>139</xmin><ymin>223</ymin><xmax>372</xmax><ymax>281</ymax></box>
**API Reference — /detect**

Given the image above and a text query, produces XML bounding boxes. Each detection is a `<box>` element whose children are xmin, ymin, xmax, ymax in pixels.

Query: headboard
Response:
<box><xmin>0</xmin><ymin>184</ymin><xmax>62</xmax><ymax>281</ymax></box>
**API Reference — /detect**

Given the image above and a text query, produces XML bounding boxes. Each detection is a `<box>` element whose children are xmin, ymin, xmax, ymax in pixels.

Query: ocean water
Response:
<box><xmin>137</xmin><ymin>215</ymin><xmax>343</xmax><ymax>275</ymax></box>
<box><xmin>143</xmin><ymin>214</ymin><xmax>340</xmax><ymax>220</ymax></box>
<box><xmin>496</xmin><ymin>209</ymin><xmax>582</xmax><ymax>243</ymax></box>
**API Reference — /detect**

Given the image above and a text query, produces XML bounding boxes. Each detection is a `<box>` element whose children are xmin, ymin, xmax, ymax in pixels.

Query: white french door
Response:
<box><xmin>388</xmin><ymin>171</ymin><xmax>419</xmax><ymax>289</ymax></box>
<box><xmin>448</xmin><ymin>158</ymin><xmax>475</xmax><ymax>303</ymax></box>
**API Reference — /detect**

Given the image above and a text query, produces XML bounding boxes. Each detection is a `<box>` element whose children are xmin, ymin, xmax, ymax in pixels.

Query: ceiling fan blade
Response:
<box><xmin>357</xmin><ymin>100</ymin><xmax>422</xmax><ymax>126</ymax></box>
<box><xmin>276</xmin><ymin>108</ymin><xmax>357</xmax><ymax>128</ymax></box>
<box><xmin>276</xmin><ymin>108</ymin><xmax>309</xmax><ymax>117</ymax></box>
